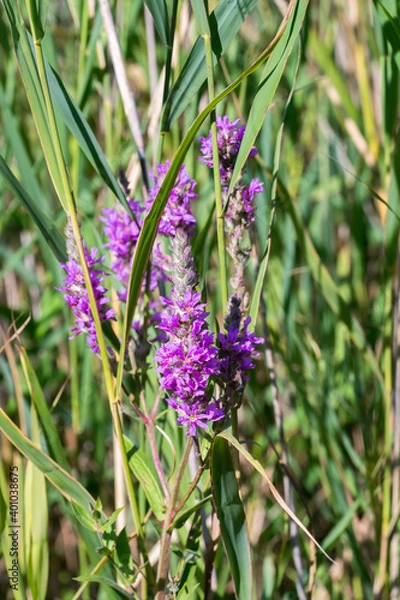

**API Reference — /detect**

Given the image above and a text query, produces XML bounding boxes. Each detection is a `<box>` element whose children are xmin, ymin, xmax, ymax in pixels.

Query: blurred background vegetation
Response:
<box><xmin>0</xmin><ymin>0</ymin><xmax>399</xmax><ymax>598</ymax></box>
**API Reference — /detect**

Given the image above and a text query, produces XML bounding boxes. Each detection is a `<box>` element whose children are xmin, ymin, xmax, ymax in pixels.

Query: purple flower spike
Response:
<box><xmin>101</xmin><ymin>200</ymin><xmax>169</xmax><ymax>301</ymax></box>
<box><xmin>199</xmin><ymin>116</ymin><xmax>264</xmax><ymax>297</ymax></box>
<box><xmin>218</xmin><ymin>294</ymin><xmax>263</xmax><ymax>406</ymax></box>
<box><xmin>155</xmin><ymin>228</ymin><xmax>224</xmax><ymax>436</ymax></box>
<box><xmin>147</xmin><ymin>161</ymin><xmax>198</xmax><ymax>238</ymax></box>
<box><xmin>57</xmin><ymin>220</ymin><xmax>116</xmax><ymax>354</ymax></box>
<box><xmin>100</xmin><ymin>199</ymin><xmax>144</xmax><ymax>301</ymax></box>
<box><xmin>199</xmin><ymin>115</ymin><xmax>257</xmax><ymax>185</ymax></box>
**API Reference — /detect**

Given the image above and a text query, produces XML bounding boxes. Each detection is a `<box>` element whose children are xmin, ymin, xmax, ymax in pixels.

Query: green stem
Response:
<box><xmin>376</xmin><ymin>280</ymin><xmax>393</xmax><ymax>593</ymax></box>
<box><xmin>158</xmin><ymin>0</ymin><xmax>180</xmax><ymax>161</ymax></box>
<box><xmin>162</xmin><ymin>0</ymin><xmax>179</xmax><ymax>108</ymax></box>
<box><xmin>203</xmin><ymin>28</ymin><xmax>228</xmax><ymax>315</ymax></box>
<box><xmin>112</xmin><ymin>402</ymin><xmax>154</xmax><ymax>592</ymax></box>
<box><xmin>71</xmin><ymin>0</ymin><xmax>90</xmax><ymax>195</ymax></box>
<box><xmin>156</xmin><ymin>438</ymin><xmax>193</xmax><ymax>599</ymax></box>
<box><xmin>71</xmin><ymin>555</ymin><xmax>110</xmax><ymax>600</ymax></box>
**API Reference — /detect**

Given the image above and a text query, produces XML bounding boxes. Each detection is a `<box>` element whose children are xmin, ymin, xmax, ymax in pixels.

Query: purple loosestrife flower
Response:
<box><xmin>57</xmin><ymin>219</ymin><xmax>116</xmax><ymax>354</ymax></box>
<box><xmin>199</xmin><ymin>116</ymin><xmax>264</xmax><ymax>297</ymax></box>
<box><xmin>147</xmin><ymin>161</ymin><xmax>198</xmax><ymax>238</ymax></box>
<box><xmin>218</xmin><ymin>294</ymin><xmax>263</xmax><ymax>407</ymax></box>
<box><xmin>199</xmin><ymin>115</ymin><xmax>257</xmax><ymax>185</ymax></box>
<box><xmin>155</xmin><ymin>228</ymin><xmax>224</xmax><ymax>436</ymax></box>
<box><xmin>101</xmin><ymin>199</ymin><xmax>169</xmax><ymax>301</ymax></box>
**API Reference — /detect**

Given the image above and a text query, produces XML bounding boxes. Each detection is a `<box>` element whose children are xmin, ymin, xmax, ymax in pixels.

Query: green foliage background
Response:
<box><xmin>0</xmin><ymin>0</ymin><xmax>399</xmax><ymax>599</ymax></box>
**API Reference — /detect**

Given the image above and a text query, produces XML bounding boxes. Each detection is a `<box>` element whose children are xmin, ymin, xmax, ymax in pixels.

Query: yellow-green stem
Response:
<box><xmin>377</xmin><ymin>280</ymin><xmax>393</xmax><ymax>592</ymax></box>
<box><xmin>112</xmin><ymin>401</ymin><xmax>154</xmax><ymax>592</ymax></box>
<box><xmin>70</xmin><ymin>0</ymin><xmax>90</xmax><ymax>194</ymax></box>
<box><xmin>71</xmin><ymin>554</ymin><xmax>110</xmax><ymax>600</ymax></box>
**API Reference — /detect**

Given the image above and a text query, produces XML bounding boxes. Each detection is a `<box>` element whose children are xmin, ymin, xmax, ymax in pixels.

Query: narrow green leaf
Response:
<box><xmin>144</xmin><ymin>0</ymin><xmax>170</xmax><ymax>46</ymax></box>
<box><xmin>171</xmin><ymin>495</ymin><xmax>213</xmax><ymax>530</ymax></box>
<box><xmin>2</xmin><ymin>0</ymin><xmax>64</xmax><ymax>200</ymax></box>
<box><xmin>308</xmin><ymin>30</ymin><xmax>360</xmax><ymax>124</ymax></box>
<box><xmin>99</xmin><ymin>507</ymin><xmax>125</xmax><ymax>531</ymax></box>
<box><xmin>70</xmin><ymin>502</ymin><xmax>99</xmax><ymax>532</ymax></box>
<box><xmin>45</xmin><ymin>64</ymin><xmax>129</xmax><ymax>210</ymax></box>
<box><xmin>123</xmin><ymin>435</ymin><xmax>165</xmax><ymax>520</ymax></box>
<box><xmin>211</xmin><ymin>436</ymin><xmax>252</xmax><ymax>600</ymax></box>
<box><xmin>162</xmin><ymin>0</ymin><xmax>257</xmax><ymax>130</ymax></box>
<box><xmin>229</xmin><ymin>0</ymin><xmax>310</xmax><ymax>195</ymax></box>
<box><xmin>384</xmin><ymin>138</ymin><xmax>400</xmax><ymax>268</ymax></box>
<box><xmin>275</xmin><ymin>177</ymin><xmax>383</xmax><ymax>386</ymax></box>
<box><xmin>0</xmin><ymin>80</ymin><xmax>44</xmax><ymax>207</ymax></box>
<box><xmin>375</xmin><ymin>0</ymin><xmax>400</xmax><ymax>39</ymax></box>
<box><xmin>24</xmin><ymin>406</ymin><xmax>49</xmax><ymax>600</ymax></box>
<box><xmin>249</xmin><ymin>42</ymin><xmax>301</xmax><ymax>331</ymax></box>
<box><xmin>74</xmin><ymin>575</ymin><xmax>135</xmax><ymax>599</ymax></box>
<box><xmin>0</xmin><ymin>156</ymin><xmax>67</xmax><ymax>263</ymax></box>
<box><xmin>0</xmin><ymin>408</ymin><xmax>97</xmax><ymax>513</ymax></box>
<box><xmin>20</xmin><ymin>347</ymin><xmax>69</xmax><ymax>469</ymax></box>
<box><xmin>321</xmin><ymin>498</ymin><xmax>363</xmax><ymax>551</ymax></box>
<box><xmin>177</xmin><ymin>583</ymin><xmax>201</xmax><ymax>599</ymax></box>
<box><xmin>190</xmin><ymin>0</ymin><xmax>210</xmax><ymax>36</ymax></box>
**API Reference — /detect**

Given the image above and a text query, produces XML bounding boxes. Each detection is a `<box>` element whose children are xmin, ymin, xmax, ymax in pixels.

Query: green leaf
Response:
<box><xmin>24</xmin><ymin>406</ymin><xmax>49</xmax><ymax>600</ymax></box>
<box><xmin>74</xmin><ymin>575</ymin><xmax>135</xmax><ymax>599</ymax></box>
<box><xmin>2</xmin><ymin>0</ymin><xmax>64</xmax><ymax>201</ymax></box>
<box><xmin>0</xmin><ymin>80</ymin><xmax>44</xmax><ymax>209</ymax></box>
<box><xmin>272</xmin><ymin>177</ymin><xmax>383</xmax><ymax>386</ymax></box>
<box><xmin>0</xmin><ymin>408</ymin><xmax>98</xmax><ymax>513</ymax></box>
<box><xmin>144</xmin><ymin>0</ymin><xmax>170</xmax><ymax>46</ymax></box>
<box><xmin>177</xmin><ymin>583</ymin><xmax>201</xmax><ymax>599</ymax></box>
<box><xmin>171</xmin><ymin>495</ymin><xmax>213</xmax><ymax>530</ymax></box>
<box><xmin>375</xmin><ymin>0</ymin><xmax>400</xmax><ymax>39</ymax></box>
<box><xmin>229</xmin><ymin>0</ymin><xmax>310</xmax><ymax>195</ymax></box>
<box><xmin>0</xmin><ymin>156</ymin><xmax>67</xmax><ymax>263</ymax></box>
<box><xmin>308</xmin><ymin>30</ymin><xmax>360</xmax><ymax>125</ymax></box>
<box><xmin>45</xmin><ymin>64</ymin><xmax>129</xmax><ymax>210</ymax></box>
<box><xmin>20</xmin><ymin>347</ymin><xmax>69</xmax><ymax>469</ymax></box>
<box><xmin>321</xmin><ymin>498</ymin><xmax>363</xmax><ymax>551</ymax></box>
<box><xmin>123</xmin><ymin>435</ymin><xmax>165</xmax><ymax>520</ymax></box>
<box><xmin>190</xmin><ymin>0</ymin><xmax>210</xmax><ymax>36</ymax></box>
<box><xmin>211</xmin><ymin>436</ymin><xmax>252</xmax><ymax>600</ymax></box>
<box><xmin>71</xmin><ymin>502</ymin><xmax>99</xmax><ymax>532</ymax></box>
<box><xmin>162</xmin><ymin>0</ymin><xmax>257</xmax><ymax>130</ymax></box>
<box><xmin>99</xmin><ymin>507</ymin><xmax>125</xmax><ymax>532</ymax></box>
<box><xmin>114</xmin><ymin>528</ymin><xmax>137</xmax><ymax>583</ymax></box>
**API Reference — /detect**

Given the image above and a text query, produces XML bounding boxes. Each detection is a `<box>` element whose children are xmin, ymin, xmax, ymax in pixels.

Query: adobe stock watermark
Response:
<box><xmin>8</xmin><ymin>466</ymin><xmax>20</xmax><ymax>591</ymax></box>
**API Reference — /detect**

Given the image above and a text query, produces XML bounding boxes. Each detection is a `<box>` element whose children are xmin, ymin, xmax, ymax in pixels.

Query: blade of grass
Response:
<box><xmin>211</xmin><ymin>436</ymin><xmax>253</xmax><ymax>600</ymax></box>
<box><xmin>0</xmin><ymin>155</ymin><xmax>67</xmax><ymax>263</ymax></box>
<box><xmin>144</xmin><ymin>0</ymin><xmax>170</xmax><ymax>46</ymax></box>
<box><xmin>124</xmin><ymin>435</ymin><xmax>166</xmax><ymax>521</ymax></box>
<box><xmin>161</xmin><ymin>0</ymin><xmax>258</xmax><ymax>130</ymax></box>
<box><xmin>46</xmin><ymin>65</ymin><xmax>129</xmax><ymax>210</ymax></box>
<box><xmin>0</xmin><ymin>407</ymin><xmax>99</xmax><ymax>515</ymax></box>
<box><xmin>228</xmin><ymin>0</ymin><xmax>310</xmax><ymax>197</ymax></box>
<box><xmin>24</xmin><ymin>406</ymin><xmax>49</xmax><ymax>600</ymax></box>
<box><xmin>2</xmin><ymin>0</ymin><xmax>64</xmax><ymax>203</ymax></box>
